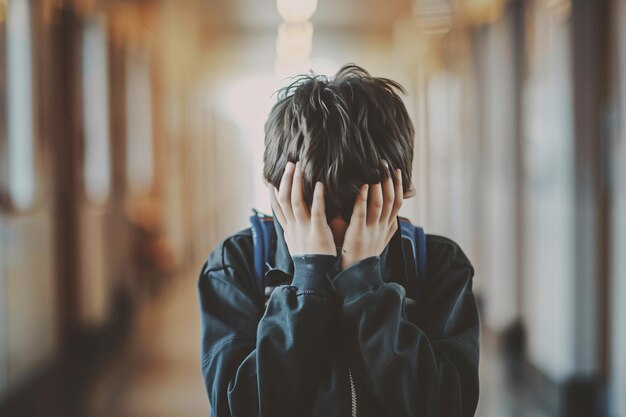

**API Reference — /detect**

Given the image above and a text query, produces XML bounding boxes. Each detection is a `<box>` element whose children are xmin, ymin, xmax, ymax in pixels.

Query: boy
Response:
<box><xmin>197</xmin><ymin>64</ymin><xmax>480</xmax><ymax>417</ymax></box>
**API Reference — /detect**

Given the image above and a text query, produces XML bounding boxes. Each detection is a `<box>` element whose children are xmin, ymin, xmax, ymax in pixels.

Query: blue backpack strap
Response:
<box><xmin>249</xmin><ymin>208</ymin><xmax>276</xmax><ymax>297</ymax></box>
<box><xmin>399</xmin><ymin>217</ymin><xmax>427</xmax><ymax>300</ymax></box>
<box><xmin>415</xmin><ymin>226</ymin><xmax>427</xmax><ymax>283</ymax></box>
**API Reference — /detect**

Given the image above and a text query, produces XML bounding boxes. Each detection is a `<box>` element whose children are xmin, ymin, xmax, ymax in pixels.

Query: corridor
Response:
<box><xmin>1</xmin><ymin>0</ymin><xmax>624</xmax><ymax>416</ymax></box>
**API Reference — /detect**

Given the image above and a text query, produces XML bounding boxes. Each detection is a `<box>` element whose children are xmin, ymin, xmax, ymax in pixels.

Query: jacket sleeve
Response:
<box><xmin>197</xmin><ymin>235</ymin><xmax>341</xmax><ymax>417</ymax></box>
<box><xmin>329</xmin><ymin>237</ymin><xmax>480</xmax><ymax>417</ymax></box>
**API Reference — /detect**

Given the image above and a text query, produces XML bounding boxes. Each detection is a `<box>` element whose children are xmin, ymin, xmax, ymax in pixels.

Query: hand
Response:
<box><xmin>268</xmin><ymin>160</ymin><xmax>337</xmax><ymax>257</ymax></box>
<box><xmin>340</xmin><ymin>161</ymin><xmax>403</xmax><ymax>270</ymax></box>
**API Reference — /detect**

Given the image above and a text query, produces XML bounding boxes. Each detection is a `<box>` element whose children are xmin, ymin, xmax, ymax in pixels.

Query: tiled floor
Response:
<box><xmin>90</xmin><ymin>269</ymin><xmax>553</xmax><ymax>417</ymax></box>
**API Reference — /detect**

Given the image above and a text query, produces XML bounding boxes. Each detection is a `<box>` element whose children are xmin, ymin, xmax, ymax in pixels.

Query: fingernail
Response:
<box><xmin>382</xmin><ymin>160</ymin><xmax>388</xmax><ymax>167</ymax></box>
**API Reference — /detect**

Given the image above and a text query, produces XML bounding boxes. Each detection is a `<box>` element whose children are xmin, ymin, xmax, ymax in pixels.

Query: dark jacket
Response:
<box><xmin>197</xmin><ymin>214</ymin><xmax>480</xmax><ymax>417</ymax></box>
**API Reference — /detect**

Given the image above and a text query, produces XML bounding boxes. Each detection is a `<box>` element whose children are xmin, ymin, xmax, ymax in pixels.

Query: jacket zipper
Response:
<box><xmin>348</xmin><ymin>366</ymin><xmax>358</xmax><ymax>417</ymax></box>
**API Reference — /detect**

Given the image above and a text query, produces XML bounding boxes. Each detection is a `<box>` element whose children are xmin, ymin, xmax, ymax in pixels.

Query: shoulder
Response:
<box><xmin>424</xmin><ymin>234</ymin><xmax>475</xmax><ymax>280</ymax></box>
<box><xmin>198</xmin><ymin>226</ymin><xmax>256</xmax><ymax>290</ymax></box>
<box><xmin>420</xmin><ymin>235</ymin><xmax>479</xmax><ymax>349</ymax></box>
<box><xmin>197</xmin><ymin>227</ymin><xmax>262</xmax><ymax>328</ymax></box>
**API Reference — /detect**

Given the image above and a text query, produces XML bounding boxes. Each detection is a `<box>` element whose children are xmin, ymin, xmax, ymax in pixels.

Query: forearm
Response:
<box><xmin>200</xmin><ymin>255</ymin><xmax>341</xmax><ymax>417</ymax></box>
<box><xmin>330</xmin><ymin>256</ymin><xmax>480</xmax><ymax>417</ymax></box>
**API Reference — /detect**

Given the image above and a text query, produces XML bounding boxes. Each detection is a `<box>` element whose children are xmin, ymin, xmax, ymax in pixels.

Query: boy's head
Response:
<box><xmin>263</xmin><ymin>63</ymin><xmax>415</xmax><ymax>223</ymax></box>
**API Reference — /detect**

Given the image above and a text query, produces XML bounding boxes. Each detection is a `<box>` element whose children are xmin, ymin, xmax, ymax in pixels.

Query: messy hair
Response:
<box><xmin>263</xmin><ymin>63</ymin><xmax>415</xmax><ymax>223</ymax></box>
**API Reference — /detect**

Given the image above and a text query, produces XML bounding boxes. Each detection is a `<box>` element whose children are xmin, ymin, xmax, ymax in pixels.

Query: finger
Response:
<box><xmin>291</xmin><ymin>160</ymin><xmax>310</xmax><ymax>221</ymax></box>
<box><xmin>268</xmin><ymin>183</ymin><xmax>287</xmax><ymax>226</ymax></box>
<box><xmin>310</xmin><ymin>181</ymin><xmax>326</xmax><ymax>225</ymax></box>
<box><xmin>350</xmin><ymin>183</ymin><xmax>369</xmax><ymax>226</ymax></box>
<box><xmin>384</xmin><ymin>215</ymin><xmax>399</xmax><ymax>246</ymax></box>
<box><xmin>380</xmin><ymin>160</ymin><xmax>395</xmax><ymax>222</ymax></box>
<box><xmin>389</xmin><ymin>168</ymin><xmax>404</xmax><ymax>223</ymax></box>
<box><xmin>277</xmin><ymin>161</ymin><xmax>295</xmax><ymax>222</ymax></box>
<box><xmin>367</xmin><ymin>181</ymin><xmax>383</xmax><ymax>226</ymax></box>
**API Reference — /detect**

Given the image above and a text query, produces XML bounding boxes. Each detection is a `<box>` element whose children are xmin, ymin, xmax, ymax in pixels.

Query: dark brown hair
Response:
<box><xmin>263</xmin><ymin>63</ymin><xmax>415</xmax><ymax>223</ymax></box>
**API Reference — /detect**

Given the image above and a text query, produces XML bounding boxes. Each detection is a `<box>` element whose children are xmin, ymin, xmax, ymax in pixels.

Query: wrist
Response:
<box><xmin>331</xmin><ymin>255</ymin><xmax>384</xmax><ymax>302</ymax></box>
<box><xmin>291</xmin><ymin>254</ymin><xmax>338</xmax><ymax>291</ymax></box>
<box><xmin>340</xmin><ymin>254</ymin><xmax>374</xmax><ymax>271</ymax></box>
<box><xmin>340</xmin><ymin>257</ymin><xmax>358</xmax><ymax>271</ymax></box>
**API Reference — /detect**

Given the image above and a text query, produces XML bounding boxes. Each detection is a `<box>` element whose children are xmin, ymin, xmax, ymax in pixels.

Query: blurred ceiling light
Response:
<box><xmin>276</xmin><ymin>0</ymin><xmax>318</xmax><ymax>23</ymax></box>
<box><xmin>275</xmin><ymin>57</ymin><xmax>312</xmax><ymax>80</ymax></box>
<box><xmin>411</xmin><ymin>0</ymin><xmax>453</xmax><ymax>37</ymax></box>
<box><xmin>217</xmin><ymin>72</ymin><xmax>275</xmax><ymax>145</ymax></box>
<box><xmin>459</xmin><ymin>0</ymin><xmax>505</xmax><ymax>25</ymax></box>
<box><xmin>276</xmin><ymin>21</ymin><xmax>314</xmax><ymax>60</ymax></box>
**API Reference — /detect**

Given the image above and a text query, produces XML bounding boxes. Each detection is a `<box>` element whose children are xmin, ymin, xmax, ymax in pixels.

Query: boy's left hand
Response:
<box><xmin>340</xmin><ymin>161</ymin><xmax>403</xmax><ymax>270</ymax></box>
<box><xmin>268</xmin><ymin>160</ymin><xmax>337</xmax><ymax>257</ymax></box>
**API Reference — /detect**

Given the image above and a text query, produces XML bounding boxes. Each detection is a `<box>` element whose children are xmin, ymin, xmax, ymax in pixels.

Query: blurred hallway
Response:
<box><xmin>1</xmin><ymin>0</ymin><xmax>626</xmax><ymax>416</ymax></box>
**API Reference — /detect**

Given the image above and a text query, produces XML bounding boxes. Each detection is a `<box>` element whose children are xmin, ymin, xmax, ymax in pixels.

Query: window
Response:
<box><xmin>5</xmin><ymin>0</ymin><xmax>35</xmax><ymax>211</ymax></box>
<box><xmin>522</xmin><ymin>3</ymin><xmax>576</xmax><ymax>380</ymax></box>
<box><xmin>125</xmin><ymin>48</ymin><xmax>154</xmax><ymax>196</ymax></box>
<box><xmin>81</xmin><ymin>15</ymin><xmax>111</xmax><ymax>204</ymax></box>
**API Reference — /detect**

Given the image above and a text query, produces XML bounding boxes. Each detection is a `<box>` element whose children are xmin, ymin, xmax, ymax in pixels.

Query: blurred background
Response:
<box><xmin>0</xmin><ymin>0</ymin><xmax>624</xmax><ymax>416</ymax></box>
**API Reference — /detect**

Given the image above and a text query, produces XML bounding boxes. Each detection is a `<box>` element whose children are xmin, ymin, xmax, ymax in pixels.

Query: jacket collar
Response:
<box><xmin>269</xmin><ymin>208</ymin><xmax>406</xmax><ymax>284</ymax></box>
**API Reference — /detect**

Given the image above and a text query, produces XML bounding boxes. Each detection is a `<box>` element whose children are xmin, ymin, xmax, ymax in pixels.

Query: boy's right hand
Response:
<box><xmin>268</xmin><ymin>160</ymin><xmax>337</xmax><ymax>257</ymax></box>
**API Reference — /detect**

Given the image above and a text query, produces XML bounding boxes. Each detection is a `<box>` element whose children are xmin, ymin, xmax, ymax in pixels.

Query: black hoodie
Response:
<box><xmin>197</xmin><ymin>214</ymin><xmax>480</xmax><ymax>417</ymax></box>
